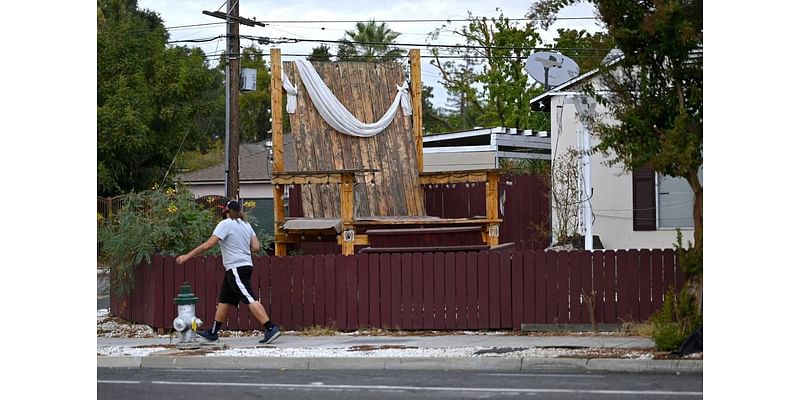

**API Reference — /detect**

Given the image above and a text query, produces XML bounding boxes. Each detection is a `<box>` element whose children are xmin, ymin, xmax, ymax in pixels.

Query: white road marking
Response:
<box><xmin>147</xmin><ymin>380</ymin><xmax>702</xmax><ymax>396</ymax></box>
<box><xmin>98</xmin><ymin>380</ymin><xmax>140</xmax><ymax>384</ymax></box>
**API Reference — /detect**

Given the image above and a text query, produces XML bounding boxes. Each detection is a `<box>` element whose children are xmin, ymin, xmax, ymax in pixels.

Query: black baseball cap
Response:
<box><xmin>225</xmin><ymin>200</ymin><xmax>242</xmax><ymax>212</ymax></box>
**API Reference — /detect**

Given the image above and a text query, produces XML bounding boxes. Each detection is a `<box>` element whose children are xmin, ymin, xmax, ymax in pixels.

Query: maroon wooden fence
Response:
<box><xmin>111</xmin><ymin>249</ymin><xmax>683</xmax><ymax>332</ymax></box>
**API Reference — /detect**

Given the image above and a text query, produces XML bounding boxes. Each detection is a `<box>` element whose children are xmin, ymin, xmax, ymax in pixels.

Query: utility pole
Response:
<box><xmin>203</xmin><ymin>3</ymin><xmax>264</xmax><ymax>200</ymax></box>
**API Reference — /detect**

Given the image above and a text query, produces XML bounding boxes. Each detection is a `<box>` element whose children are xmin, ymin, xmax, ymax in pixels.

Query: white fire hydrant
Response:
<box><xmin>173</xmin><ymin>282</ymin><xmax>203</xmax><ymax>350</ymax></box>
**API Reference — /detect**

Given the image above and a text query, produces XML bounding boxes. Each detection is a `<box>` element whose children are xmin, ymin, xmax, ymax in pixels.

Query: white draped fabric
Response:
<box><xmin>281</xmin><ymin>59</ymin><xmax>412</xmax><ymax>138</ymax></box>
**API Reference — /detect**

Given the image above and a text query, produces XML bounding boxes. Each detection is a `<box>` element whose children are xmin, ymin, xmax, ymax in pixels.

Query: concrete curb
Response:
<box><xmin>98</xmin><ymin>355</ymin><xmax>702</xmax><ymax>373</ymax></box>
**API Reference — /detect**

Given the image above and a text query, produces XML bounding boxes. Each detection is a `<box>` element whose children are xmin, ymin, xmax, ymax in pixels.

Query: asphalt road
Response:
<box><xmin>98</xmin><ymin>368</ymin><xmax>702</xmax><ymax>399</ymax></box>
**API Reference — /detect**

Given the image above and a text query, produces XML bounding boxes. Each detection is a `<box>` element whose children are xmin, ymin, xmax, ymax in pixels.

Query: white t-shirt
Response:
<box><xmin>212</xmin><ymin>218</ymin><xmax>257</xmax><ymax>270</ymax></box>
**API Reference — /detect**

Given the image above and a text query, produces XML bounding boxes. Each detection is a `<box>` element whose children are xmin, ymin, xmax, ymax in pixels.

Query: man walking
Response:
<box><xmin>176</xmin><ymin>200</ymin><xmax>280</xmax><ymax>344</ymax></box>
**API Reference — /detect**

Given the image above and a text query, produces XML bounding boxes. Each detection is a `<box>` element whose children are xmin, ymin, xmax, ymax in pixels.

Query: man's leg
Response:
<box><xmin>247</xmin><ymin>301</ymin><xmax>269</xmax><ymax>325</ymax></box>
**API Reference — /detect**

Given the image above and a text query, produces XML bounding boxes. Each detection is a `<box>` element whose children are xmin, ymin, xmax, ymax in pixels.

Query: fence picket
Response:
<box><xmin>390</xmin><ymin>254</ymin><xmax>402</xmax><ymax>330</ymax></box>
<box><xmin>466</xmin><ymin>251</ymin><xmax>479</xmax><ymax>329</ymax></box>
<box><xmin>444</xmin><ymin>252</ymin><xmax>456</xmax><ymax>329</ymax></box>
<box><xmin>325</xmin><ymin>255</ymin><xmax>337</xmax><ymax>327</ymax></box>
<box><xmin>412</xmin><ymin>253</ymin><xmax>424</xmax><ymax>330</ymax></box>
<box><xmin>499</xmin><ymin>251</ymin><xmax>513</xmax><ymax>329</ymax></box>
<box><xmin>638</xmin><ymin>249</ymin><xmax>653</xmax><ymax>321</ymax></box>
<box><xmin>650</xmin><ymin>249</ymin><xmax>665</xmax><ymax>312</ymax></box>
<box><xmin>422</xmin><ymin>252</ymin><xmax>435</xmax><ymax>329</ymax></box>
<box><xmin>369</xmin><ymin>254</ymin><xmax>381</xmax><ymax>328</ymax></box>
<box><xmin>488</xmin><ymin>251</ymin><xmax>501</xmax><ymax>329</ymax></box>
<box><xmin>357</xmin><ymin>254</ymin><xmax>370</xmax><ymax>328</ymax></box>
<box><xmin>433</xmin><ymin>252</ymin><xmax>446</xmax><ymax>329</ymax></box>
<box><xmin>477</xmin><ymin>251</ymin><xmax>489</xmax><ymax>329</ymax></box>
<box><xmin>379</xmin><ymin>253</ymin><xmax>391</xmax><ymax>329</ymax></box>
<box><xmin>511</xmin><ymin>251</ymin><xmax>525</xmax><ymax>330</ymax></box>
<box><xmin>455</xmin><ymin>252</ymin><xmax>468</xmax><ymax>330</ymax></box>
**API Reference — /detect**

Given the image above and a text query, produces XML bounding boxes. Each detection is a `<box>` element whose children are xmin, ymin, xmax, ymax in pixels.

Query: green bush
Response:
<box><xmin>650</xmin><ymin>286</ymin><xmax>702</xmax><ymax>351</ymax></box>
<box><xmin>98</xmin><ymin>187</ymin><xmax>221</xmax><ymax>297</ymax></box>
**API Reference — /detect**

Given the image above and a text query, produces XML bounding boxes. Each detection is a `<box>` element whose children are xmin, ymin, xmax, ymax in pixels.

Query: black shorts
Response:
<box><xmin>218</xmin><ymin>266</ymin><xmax>257</xmax><ymax>306</ymax></box>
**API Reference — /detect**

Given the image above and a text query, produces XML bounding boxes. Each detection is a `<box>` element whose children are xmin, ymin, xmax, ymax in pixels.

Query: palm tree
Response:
<box><xmin>336</xmin><ymin>19</ymin><xmax>404</xmax><ymax>62</ymax></box>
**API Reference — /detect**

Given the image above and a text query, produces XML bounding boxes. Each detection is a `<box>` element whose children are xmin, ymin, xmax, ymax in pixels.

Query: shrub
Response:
<box><xmin>650</xmin><ymin>286</ymin><xmax>702</xmax><ymax>351</ymax></box>
<box><xmin>98</xmin><ymin>186</ymin><xmax>221</xmax><ymax>297</ymax></box>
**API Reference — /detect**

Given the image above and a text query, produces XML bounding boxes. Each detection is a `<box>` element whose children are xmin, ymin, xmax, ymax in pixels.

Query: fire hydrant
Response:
<box><xmin>173</xmin><ymin>282</ymin><xmax>203</xmax><ymax>350</ymax></box>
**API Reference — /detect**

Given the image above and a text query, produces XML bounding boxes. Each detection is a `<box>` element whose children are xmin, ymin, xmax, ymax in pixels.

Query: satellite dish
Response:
<box><xmin>525</xmin><ymin>52</ymin><xmax>580</xmax><ymax>89</ymax></box>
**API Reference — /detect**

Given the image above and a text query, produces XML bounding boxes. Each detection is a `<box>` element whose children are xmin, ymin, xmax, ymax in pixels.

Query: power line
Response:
<box><xmin>253</xmin><ymin>16</ymin><xmax>599</xmax><ymax>24</ymax></box>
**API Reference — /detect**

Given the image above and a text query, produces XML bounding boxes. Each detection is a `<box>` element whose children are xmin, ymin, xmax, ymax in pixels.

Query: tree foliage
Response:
<box><xmin>308</xmin><ymin>44</ymin><xmax>334</xmax><ymax>62</ymax></box>
<box><xmin>337</xmin><ymin>20</ymin><xmax>405</xmax><ymax>62</ymax></box>
<box><xmin>97</xmin><ymin>0</ymin><xmax>221</xmax><ymax>196</ymax></box>
<box><xmin>238</xmin><ymin>46</ymin><xmax>273</xmax><ymax>142</ymax></box>
<box><xmin>429</xmin><ymin>10</ymin><xmax>549</xmax><ymax>131</ymax></box>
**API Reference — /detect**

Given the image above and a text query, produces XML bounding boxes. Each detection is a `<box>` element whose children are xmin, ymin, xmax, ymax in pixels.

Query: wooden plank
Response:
<box><xmin>150</xmin><ymin>256</ymin><xmax>164</xmax><ymax>330</ymax></box>
<box><xmin>411</xmin><ymin>252</ymin><xmax>424</xmax><ymax>330</ymax></box>
<box><xmin>545</xmin><ymin>251</ymin><xmax>559</xmax><ymax>324</ymax></box>
<box><xmin>422</xmin><ymin>252</ymin><xmax>435</xmax><ymax>329</ymax></box>
<box><xmin>161</xmin><ymin>256</ymin><xmax>174</xmax><ymax>328</ymax></box>
<box><xmin>628</xmin><ymin>250</ymin><xmax>642</xmax><ymax>322</ymax></box>
<box><xmin>369</xmin><ymin>254</ymin><xmax>381</xmax><ymax>328</ymax></box>
<box><xmin>511</xmin><ymin>251</ymin><xmax>525</xmax><ymax>330</ymax></box>
<box><xmin>345</xmin><ymin>255</ymin><xmax>358</xmax><ymax>330</ymax></box>
<box><xmin>558</xmin><ymin>251</ymin><xmax>573</xmax><ymax>324</ymax></box>
<box><xmin>638</xmin><ymin>249</ymin><xmax>653</xmax><ymax>321</ymax></box>
<box><xmin>454</xmin><ymin>252</ymin><xmax>468</xmax><ymax>330</ymax></box>
<box><xmin>357</xmin><ymin>253</ymin><xmax>370</xmax><ymax>328</ymax></box>
<box><xmin>410</xmin><ymin>49</ymin><xmax>423</xmax><ymax>174</ymax></box>
<box><xmin>499</xmin><ymin>250</ymin><xmax>513</xmax><ymax>328</ymax></box>
<box><xmin>289</xmin><ymin>256</ymin><xmax>303</xmax><ymax>330</ymax></box>
<box><xmin>258</xmin><ymin>257</ymin><xmax>273</xmax><ymax>324</ymax></box>
<box><xmin>324</xmin><ymin>254</ymin><xmax>337</xmax><ymax>327</ymax></box>
<box><xmin>534</xmin><ymin>251</ymin><xmax>547</xmax><ymax>324</ymax></box>
<box><xmin>444</xmin><ymin>252</ymin><xmax>456</xmax><ymax>329</ymax></box>
<box><xmin>193</xmin><ymin>257</ymin><xmax>207</xmax><ymax>326</ymax></box>
<box><xmin>465</xmin><ymin>251</ymin><xmax>479</xmax><ymax>329</ymax></box>
<box><xmin>302</xmin><ymin>255</ymin><xmax>315</xmax><ymax>329</ymax></box>
<box><xmin>675</xmin><ymin>249</ymin><xmax>686</xmax><ymax>292</ymax></box>
<box><xmin>579</xmin><ymin>251</ymin><xmax>593</xmax><ymax>325</ymax></box>
<box><xmin>616</xmin><ymin>250</ymin><xmax>634</xmax><ymax>322</ymax></box>
<box><xmin>521</xmin><ymin>250</ymin><xmax>535</xmax><ymax>325</ymax></box>
<box><xmin>390</xmin><ymin>253</ymin><xmax>403</xmax><ymax>329</ymax></box>
<box><xmin>488</xmin><ymin>251</ymin><xmax>501</xmax><ymax>329</ymax></box>
<box><xmin>433</xmin><ymin>252</ymin><xmax>446</xmax><ymax>329</ymax></box>
<box><xmin>401</xmin><ymin>253</ymin><xmax>414</xmax><ymax>329</ymax></box>
<box><xmin>567</xmin><ymin>251</ymin><xmax>582</xmax><ymax>324</ymax></box>
<box><xmin>650</xmin><ymin>249</ymin><xmax>665</xmax><ymax>315</ymax></box>
<box><xmin>380</xmin><ymin>253</ymin><xmax>392</xmax><ymax>329</ymax></box>
<box><xmin>602</xmin><ymin>251</ymin><xmax>617</xmax><ymax>325</ymax></box>
<box><xmin>335</xmin><ymin>255</ymin><xmax>348</xmax><ymax>330</ymax></box>
<box><xmin>271</xmin><ymin>49</ymin><xmax>284</xmax><ymax>173</ymax></box>
<box><xmin>477</xmin><ymin>251</ymin><xmax>490</xmax><ymax>329</ymax></box>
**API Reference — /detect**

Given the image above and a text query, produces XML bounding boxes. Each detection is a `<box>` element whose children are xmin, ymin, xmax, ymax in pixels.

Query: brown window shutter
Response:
<box><xmin>632</xmin><ymin>167</ymin><xmax>656</xmax><ymax>231</ymax></box>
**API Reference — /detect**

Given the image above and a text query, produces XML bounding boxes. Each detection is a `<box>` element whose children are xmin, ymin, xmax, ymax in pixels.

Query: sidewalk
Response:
<box><xmin>97</xmin><ymin>333</ymin><xmax>702</xmax><ymax>373</ymax></box>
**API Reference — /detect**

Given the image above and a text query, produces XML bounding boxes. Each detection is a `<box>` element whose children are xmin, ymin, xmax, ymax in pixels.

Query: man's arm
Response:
<box><xmin>176</xmin><ymin>235</ymin><xmax>220</xmax><ymax>264</ymax></box>
<box><xmin>250</xmin><ymin>234</ymin><xmax>261</xmax><ymax>253</ymax></box>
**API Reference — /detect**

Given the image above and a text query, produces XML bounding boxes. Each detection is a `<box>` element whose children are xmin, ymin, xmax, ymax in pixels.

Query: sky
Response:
<box><xmin>137</xmin><ymin>0</ymin><xmax>606</xmax><ymax>107</ymax></box>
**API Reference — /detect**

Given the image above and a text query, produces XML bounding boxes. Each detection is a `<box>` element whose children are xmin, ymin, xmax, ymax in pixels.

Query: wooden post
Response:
<box><xmin>340</xmin><ymin>172</ymin><xmax>355</xmax><ymax>256</ymax></box>
<box><xmin>271</xmin><ymin>48</ymin><xmax>287</xmax><ymax>256</ymax></box>
<box><xmin>409</xmin><ymin>49</ymin><xmax>424</xmax><ymax>174</ymax></box>
<box><xmin>485</xmin><ymin>171</ymin><xmax>500</xmax><ymax>247</ymax></box>
<box><xmin>225</xmin><ymin>1</ymin><xmax>241</xmax><ymax>200</ymax></box>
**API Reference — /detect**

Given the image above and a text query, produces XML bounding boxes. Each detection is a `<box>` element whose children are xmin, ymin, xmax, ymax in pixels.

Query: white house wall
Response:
<box><xmin>549</xmin><ymin>96</ymin><xmax>693</xmax><ymax>250</ymax></box>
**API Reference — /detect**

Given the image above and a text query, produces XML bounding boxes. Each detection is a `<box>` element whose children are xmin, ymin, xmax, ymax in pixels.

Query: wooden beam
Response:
<box><xmin>271</xmin><ymin>48</ymin><xmax>286</xmax><ymax>256</ymax></box>
<box><xmin>419</xmin><ymin>171</ymin><xmax>494</xmax><ymax>185</ymax></box>
<box><xmin>273</xmin><ymin>184</ymin><xmax>286</xmax><ymax>256</ymax></box>
<box><xmin>409</xmin><ymin>49</ymin><xmax>424</xmax><ymax>174</ymax></box>
<box><xmin>485</xmin><ymin>170</ymin><xmax>500</xmax><ymax>247</ymax></box>
<box><xmin>340</xmin><ymin>172</ymin><xmax>355</xmax><ymax>255</ymax></box>
<box><xmin>270</xmin><ymin>48</ymin><xmax>284</xmax><ymax>173</ymax></box>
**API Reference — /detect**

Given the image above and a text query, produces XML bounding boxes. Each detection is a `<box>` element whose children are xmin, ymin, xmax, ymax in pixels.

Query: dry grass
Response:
<box><xmin>297</xmin><ymin>325</ymin><xmax>339</xmax><ymax>336</ymax></box>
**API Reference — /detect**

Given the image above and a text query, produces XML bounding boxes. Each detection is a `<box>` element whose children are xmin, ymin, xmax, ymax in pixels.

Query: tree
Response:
<box><xmin>429</xmin><ymin>10</ymin><xmax>549</xmax><ymax>131</ymax></box>
<box><xmin>308</xmin><ymin>44</ymin><xmax>333</xmax><ymax>62</ymax></box>
<box><xmin>546</xmin><ymin>28</ymin><xmax>616</xmax><ymax>72</ymax></box>
<box><xmin>531</xmin><ymin>0</ymin><xmax>703</xmax><ymax>314</ymax></box>
<box><xmin>337</xmin><ymin>20</ymin><xmax>405</xmax><ymax>62</ymax></box>
<box><xmin>97</xmin><ymin>0</ymin><xmax>220</xmax><ymax>196</ymax></box>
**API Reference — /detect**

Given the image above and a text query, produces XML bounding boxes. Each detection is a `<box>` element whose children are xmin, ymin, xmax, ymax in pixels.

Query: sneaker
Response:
<box><xmin>259</xmin><ymin>325</ymin><xmax>281</xmax><ymax>344</ymax></box>
<box><xmin>197</xmin><ymin>329</ymin><xmax>219</xmax><ymax>342</ymax></box>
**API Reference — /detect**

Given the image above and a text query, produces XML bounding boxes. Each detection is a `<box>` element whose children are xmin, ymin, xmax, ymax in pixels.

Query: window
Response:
<box><xmin>632</xmin><ymin>167</ymin><xmax>702</xmax><ymax>230</ymax></box>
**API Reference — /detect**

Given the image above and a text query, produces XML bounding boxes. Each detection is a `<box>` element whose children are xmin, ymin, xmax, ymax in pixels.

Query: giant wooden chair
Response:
<box><xmin>270</xmin><ymin>48</ymin><xmax>502</xmax><ymax>256</ymax></box>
